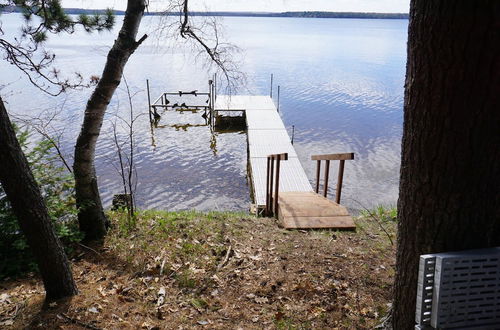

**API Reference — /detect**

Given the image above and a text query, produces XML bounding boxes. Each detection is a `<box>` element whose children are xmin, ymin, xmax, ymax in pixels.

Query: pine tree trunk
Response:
<box><xmin>73</xmin><ymin>0</ymin><xmax>146</xmax><ymax>241</ymax></box>
<box><xmin>0</xmin><ymin>98</ymin><xmax>78</xmax><ymax>300</ymax></box>
<box><xmin>393</xmin><ymin>1</ymin><xmax>500</xmax><ymax>328</ymax></box>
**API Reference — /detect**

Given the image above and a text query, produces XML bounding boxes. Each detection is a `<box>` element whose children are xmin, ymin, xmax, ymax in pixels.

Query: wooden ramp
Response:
<box><xmin>215</xmin><ymin>95</ymin><xmax>355</xmax><ymax>230</ymax></box>
<box><xmin>278</xmin><ymin>192</ymin><xmax>355</xmax><ymax>229</ymax></box>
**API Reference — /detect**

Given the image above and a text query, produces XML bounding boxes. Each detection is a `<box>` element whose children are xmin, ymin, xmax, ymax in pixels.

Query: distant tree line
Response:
<box><xmin>1</xmin><ymin>6</ymin><xmax>408</xmax><ymax>19</ymax></box>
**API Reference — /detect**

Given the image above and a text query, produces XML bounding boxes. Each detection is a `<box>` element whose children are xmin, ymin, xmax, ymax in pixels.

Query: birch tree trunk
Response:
<box><xmin>0</xmin><ymin>98</ymin><xmax>78</xmax><ymax>300</ymax></box>
<box><xmin>393</xmin><ymin>1</ymin><xmax>500</xmax><ymax>328</ymax></box>
<box><xmin>73</xmin><ymin>0</ymin><xmax>146</xmax><ymax>241</ymax></box>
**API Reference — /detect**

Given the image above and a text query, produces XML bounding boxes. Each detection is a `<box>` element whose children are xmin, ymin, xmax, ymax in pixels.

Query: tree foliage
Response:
<box><xmin>0</xmin><ymin>0</ymin><xmax>114</xmax><ymax>95</ymax></box>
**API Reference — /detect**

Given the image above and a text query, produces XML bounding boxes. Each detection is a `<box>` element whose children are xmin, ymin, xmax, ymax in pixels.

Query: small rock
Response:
<box><xmin>88</xmin><ymin>307</ymin><xmax>99</xmax><ymax>314</ymax></box>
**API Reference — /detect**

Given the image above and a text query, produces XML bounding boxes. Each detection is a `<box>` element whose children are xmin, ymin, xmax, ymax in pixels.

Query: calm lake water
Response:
<box><xmin>1</xmin><ymin>14</ymin><xmax>408</xmax><ymax>212</ymax></box>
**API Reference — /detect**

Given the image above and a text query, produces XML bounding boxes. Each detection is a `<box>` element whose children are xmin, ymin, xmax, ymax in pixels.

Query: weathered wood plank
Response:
<box><xmin>311</xmin><ymin>153</ymin><xmax>354</xmax><ymax>161</ymax></box>
<box><xmin>280</xmin><ymin>216</ymin><xmax>356</xmax><ymax>229</ymax></box>
<box><xmin>278</xmin><ymin>192</ymin><xmax>355</xmax><ymax>230</ymax></box>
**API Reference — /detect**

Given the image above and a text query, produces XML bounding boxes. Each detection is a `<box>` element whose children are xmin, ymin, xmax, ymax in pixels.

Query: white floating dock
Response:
<box><xmin>215</xmin><ymin>95</ymin><xmax>313</xmax><ymax>208</ymax></box>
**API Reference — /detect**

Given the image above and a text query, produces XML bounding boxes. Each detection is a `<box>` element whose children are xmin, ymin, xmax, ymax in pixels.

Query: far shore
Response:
<box><xmin>1</xmin><ymin>7</ymin><xmax>409</xmax><ymax>19</ymax></box>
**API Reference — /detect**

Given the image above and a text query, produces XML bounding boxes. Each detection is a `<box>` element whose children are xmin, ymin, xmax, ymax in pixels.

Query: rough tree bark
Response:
<box><xmin>393</xmin><ymin>1</ymin><xmax>500</xmax><ymax>328</ymax></box>
<box><xmin>0</xmin><ymin>97</ymin><xmax>78</xmax><ymax>300</ymax></box>
<box><xmin>73</xmin><ymin>0</ymin><xmax>146</xmax><ymax>241</ymax></box>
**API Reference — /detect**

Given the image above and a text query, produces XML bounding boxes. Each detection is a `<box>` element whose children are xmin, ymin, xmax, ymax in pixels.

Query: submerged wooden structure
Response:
<box><xmin>147</xmin><ymin>78</ymin><xmax>356</xmax><ymax>230</ymax></box>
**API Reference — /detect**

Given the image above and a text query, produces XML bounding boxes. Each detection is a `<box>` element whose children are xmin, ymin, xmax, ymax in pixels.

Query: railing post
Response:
<box><xmin>315</xmin><ymin>160</ymin><xmax>321</xmax><ymax>193</ymax></box>
<box><xmin>274</xmin><ymin>155</ymin><xmax>281</xmax><ymax>218</ymax></box>
<box><xmin>269</xmin><ymin>156</ymin><xmax>274</xmax><ymax>214</ymax></box>
<box><xmin>311</xmin><ymin>152</ymin><xmax>354</xmax><ymax>203</ymax></box>
<box><xmin>266</xmin><ymin>156</ymin><xmax>271</xmax><ymax>215</ymax></box>
<box><xmin>264</xmin><ymin>153</ymin><xmax>288</xmax><ymax>217</ymax></box>
<box><xmin>323</xmin><ymin>160</ymin><xmax>330</xmax><ymax>198</ymax></box>
<box><xmin>336</xmin><ymin>160</ymin><xmax>345</xmax><ymax>204</ymax></box>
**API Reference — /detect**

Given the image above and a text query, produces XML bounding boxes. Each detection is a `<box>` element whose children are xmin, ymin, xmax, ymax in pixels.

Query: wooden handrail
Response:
<box><xmin>311</xmin><ymin>152</ymin><xmax>354</xmax><ymax>204</ymax></box>
<box><xmin>265</xmin><ymin>153</ymin><xmax>288</xmax><ymax>217</ymax></box>
<box><xmin>311</xmin><ymin>153</ymin><xmax>354</xmax><ymax>161</ymax></box>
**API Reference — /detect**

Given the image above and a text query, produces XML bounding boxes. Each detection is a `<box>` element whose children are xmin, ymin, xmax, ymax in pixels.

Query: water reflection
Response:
<box><xmin>1</xmin><ymin>15</ymin><xmax>407</xmax><ymax>211</ymax></box>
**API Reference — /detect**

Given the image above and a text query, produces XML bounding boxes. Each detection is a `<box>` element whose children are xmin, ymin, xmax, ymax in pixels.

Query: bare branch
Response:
<box><xmin>156</xmin><ymin>0</ymin><xmax>246</xmax><ymax>94</ymax></box>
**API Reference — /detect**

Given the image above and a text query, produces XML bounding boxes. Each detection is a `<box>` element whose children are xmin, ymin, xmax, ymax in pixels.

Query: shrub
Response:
<box><xmin>0</xmin><ymin>126</ymin><xmax>81</xmax><ymax>278</ymax></box>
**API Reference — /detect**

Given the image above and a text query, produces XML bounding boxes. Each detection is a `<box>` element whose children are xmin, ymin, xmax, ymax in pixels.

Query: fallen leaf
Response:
<box><xmin>255</xmin><ymin>296</ymin><xmax>269</xmax><ymax>304</ymax></box>
<box><xmin>157</xmin><ymin>287</ymin><xmax>166</xmax><ymax>307</ymax></box>
<box><xmin>0</xmin><ymin>293</ymin><xmax>11</xmax><ymax>303</ymax></box>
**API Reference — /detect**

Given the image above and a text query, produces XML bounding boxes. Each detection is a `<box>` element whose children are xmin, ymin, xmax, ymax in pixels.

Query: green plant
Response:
<box><xmin>361</xmin><ymin>205</ymin><xmax>397</xmax><ymax>222</ymax></box>
<box><xmin>0</xmin><ymin>125</ymin><xmax>81</xmax><ymax>278</ymax></box>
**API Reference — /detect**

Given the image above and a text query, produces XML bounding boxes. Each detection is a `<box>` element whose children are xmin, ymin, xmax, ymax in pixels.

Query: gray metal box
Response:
<box><xmin>416</xmin><ymin>247</ymin><xmax>500</xmax><ymax>329</ymax></box>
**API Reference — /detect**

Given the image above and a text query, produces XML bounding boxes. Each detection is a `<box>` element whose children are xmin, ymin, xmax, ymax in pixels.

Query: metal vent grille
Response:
<box><xmin>416</xmin><ymin>247</ymin><xmax>500</xmax><ymax>329</ymax></box>
<box><xmin>416</xmin><ymin>255</ymin><xmax>436</xmax><ymax>326</ymax></box>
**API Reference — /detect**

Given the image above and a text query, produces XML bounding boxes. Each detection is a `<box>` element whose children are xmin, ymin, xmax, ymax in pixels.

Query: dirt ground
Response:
<box><xmin>0</xmin><ymin>211</ymin><xmax>396</xmax><ymax>329</ymax></box>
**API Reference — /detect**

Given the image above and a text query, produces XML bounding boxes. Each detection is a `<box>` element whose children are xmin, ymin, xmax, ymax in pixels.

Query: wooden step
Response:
<box><xmin>278</xmin><ymin>192</ymin><xmax>356</xmax><ymax>230</ymax></box>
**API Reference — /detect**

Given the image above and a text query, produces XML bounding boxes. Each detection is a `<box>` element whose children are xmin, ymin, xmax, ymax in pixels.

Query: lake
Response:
<box><xmin>1</xmin><ymin>14</ymin><xmax>408</xmax><ymax>212</ymax></box>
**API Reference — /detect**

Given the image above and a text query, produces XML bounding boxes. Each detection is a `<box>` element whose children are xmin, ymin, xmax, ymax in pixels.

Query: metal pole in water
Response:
<box><xmin>270</xmin><ymin>73</ymin><xmax>273</xmax><ymax>98</ymax></box>
<box><xmin>291</xmin><ymin>125</ymin><xmax>295</xmax><ymax>145</ymax></box>
<box><xmin>277</xmin><ymin>85</ymin><xmax>281</xmax><ymax>112</ymax></box>
<box><xmin>146</xmin><ymin>79</ymin><xmax>152</xmax><ymax>123</ymax></box>
<box><xmin>214</xmin><ymin>73</ymin><xmax>217</xmax><ymax>101</ymax></box>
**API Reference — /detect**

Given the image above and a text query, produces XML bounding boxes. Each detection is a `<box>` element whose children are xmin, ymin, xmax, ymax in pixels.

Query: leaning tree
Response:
<box><xmin>73</xmin><ymin>0</ymin><xmax>148</xmax><ymax>241</ymax></box>
<box><xmin>393</xmin><ymin>0</ymin><xmax>500</xmax><ymax>328</ymax></box>
<box><xmin>73</xmin><ymin>0</ymin><xmax>242</xmax><ymax>241</ymax></box>
<box><xmin>0</xmin><ymin>0</ymin><xmax>114</xmax><ymax>299</ymax></box>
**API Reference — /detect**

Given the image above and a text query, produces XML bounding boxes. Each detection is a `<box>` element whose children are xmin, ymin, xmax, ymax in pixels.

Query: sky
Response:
<box><xmin>62</xmin><ymin>0</ymin><xmax>410</xmax><ymax>13</ymax></box>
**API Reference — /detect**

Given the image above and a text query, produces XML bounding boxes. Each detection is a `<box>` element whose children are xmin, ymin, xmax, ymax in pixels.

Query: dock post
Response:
<box><xmin>277</xmin><ymin>85</ymin><xmax>280</xmax><ymax>112</ymax></box>
<box><xmin>269</xmin><ymin>158</ymin><xmax>274</xmax><ymax>214</ymax></box>
<box><xmin>315</xmin><ymin>160</ymin><xmax>321</xmax><ymax>193</ymax></box>
<box><xmin>274</xmin><ymin>156</ymin><xmax>281</xmax><ymax>217</ymax></box>
<box><xmin>291</xmin><ymin>125</ymin><xmax>295</xmax><ymax>145</ymax></box>
<box><xmin>323</xmin><ymin>160</ymin><xmax>330</xmax><ymax>198</ymax></box>
<box><xmin>266</xmin><ymin>157</ymin><xmax>271</xmax><ymax>215</ymax></box>
<box><xmin>146</xmin><ymin>79</ymin><xmax>152</xmax><ymax>123</ymax></box>
<box><xmin>270</xmin><ymin>73</ymin><xmax>273</xmax><ymax>98</ymax></box>
<box><xmin>335</xmin><ymin>160</ymin><xmax>345</xmax><ymax>204</ymax></box>
<box><xmin>214</xmin><ymin>73</ymin><xmax>217</xmax><ymax>101</ymax></box>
